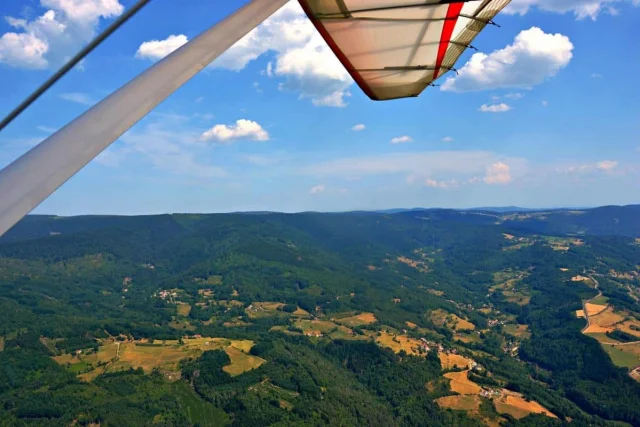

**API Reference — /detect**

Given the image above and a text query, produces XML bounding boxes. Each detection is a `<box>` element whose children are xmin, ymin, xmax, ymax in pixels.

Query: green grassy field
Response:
<box><xmin>590</xmin><ymin>294</ymin><xmax>609</xmax><ymax>306</ymax></box>
<box><xmin>172</xmin><ymin>380</ymin><xmax>229</xmax><ymax>426</ymax></box>
<box><xmin>602</xmin><ymin>344</ymin><xmax>640</xmax><ymax>369</ymax></box>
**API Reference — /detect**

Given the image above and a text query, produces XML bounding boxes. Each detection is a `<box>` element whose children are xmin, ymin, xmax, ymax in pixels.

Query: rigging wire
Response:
<box><xmin>0</xmin><ymin>0</ymin><xmax>153</xmax><ymax>133</ymax></box>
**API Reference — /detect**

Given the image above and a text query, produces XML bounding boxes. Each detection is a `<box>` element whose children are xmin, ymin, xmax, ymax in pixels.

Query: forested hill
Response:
<box><xmin>2</xmin><ymin>204</ymin><xmax>639</xmax><ymax>244</ymax></box>
<box><xmin>0</xmin><ymin>206</ymin><xmax>639</xmax><ymax>426</ymax></box>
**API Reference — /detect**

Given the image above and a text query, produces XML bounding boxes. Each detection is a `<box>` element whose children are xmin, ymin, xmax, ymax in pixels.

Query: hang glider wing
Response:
<box><xmin>298</xmin><ymin>0</ymin><xmax>511</xmax><ymax>101</ymax></box>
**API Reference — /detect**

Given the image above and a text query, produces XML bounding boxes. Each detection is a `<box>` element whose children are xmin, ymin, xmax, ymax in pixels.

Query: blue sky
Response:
<box><xmin>1</xmin><ymin>0</ymin><xmax>639</xmax><ymax>215</ymax></box>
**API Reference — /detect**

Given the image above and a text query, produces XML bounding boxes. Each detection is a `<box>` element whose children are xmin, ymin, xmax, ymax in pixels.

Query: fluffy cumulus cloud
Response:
<box><xmin>505</xmin><ymin>0</ymin><xmax>639</xmax><ymax>20</ymax></box>
<box><xmin>390</xmin><ymin>136</ymin><xmax>412</xmax><ymax>144</ymax></box>
<box><xmin>442</xmin><ymin>27</ymin><xmax>573</xmax><ymax>93</ymax></box>
<box><xmin>135</xmin><ymin>2</ymin><xmax>352</xmax><ymax>107</ymax></box>
<box><xmin>201</xmin><ymin>119</ymin><xmax>269</xmax><ymax>143</ymax></box>
<box><xmin>351</xmin><ymin>124</ymin><xmax>366</xmax><ymax>132</ymax></box>
<box><xmin>0</xmin><ymin>0</ymin><xmax>123</xmax><ymax>69</ymax></box>
<box><xmin>135</xmin><ymin>35</ymin><xmax>188</xmax><ymax>61</ymax></box>
<box><xmin>479</xmin><ymin>103</ymin><xmax>512</xmax><ymax>113</ymax></box>
<box><xmin>484</xmin><ymin>162</ymin><xmax>512</xmax><ymax>184</ymax></box>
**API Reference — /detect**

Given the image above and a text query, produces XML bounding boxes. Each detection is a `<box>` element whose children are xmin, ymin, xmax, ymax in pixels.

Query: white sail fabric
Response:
<box><xmin>298</xmin><ymin>0</ymin><xmax>511</xmax><ymax>100</ymax></box>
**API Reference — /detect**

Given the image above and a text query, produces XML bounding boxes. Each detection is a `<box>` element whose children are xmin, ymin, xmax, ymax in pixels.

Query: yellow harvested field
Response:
<box><xmin>444</xmin><ymin>370</ymin><xmax>481</xmax><ymax>395</ymax></box>
<box><xmin>439</xmin><ymin>353</ymin><xmax>474</xmax><ymax>370</ymax></box>
<box><xmin>503</xmin><ymin>324</ymin><xmax>531</xmax><ymax>340</ymax></box>
<box><xmin>367</xmin><ymin>265</ymin><xmax>377</xmax><ymax>271</ymax></box>
<box><xmin>53</xmin><ymin>337</ymin><xmax>259</xmax><ymax>381</ymax></box>
<box><xmin>576</xmin><ymin>310</ymin><xmax>585</xmax><ymax>318</ymax></box>
<box><xmin>436</xmin><ymin>395</ymin><xmax>481</xmax><ymax>411</ymax></box>
<box><xmin>428</xmin><ymin>289</ymin><xmax>444</xmax><ymax>296</ymax></box>
<box><xmin>335</xmin><ymin>312</ymin><xmax>377</xmax><ymax>327</ymax></box>
<box><xmin>560</xmin><ymin>268</ymin><xmax>569</xmax><ymax>272</ymax></box>
<box><xmin>255</xmin><ymin>302</ymin><xmax>285</xmax><ymax>310</ymax></box>
<box><xmin>571</xmin><ymin>275</ymin><xmax>590</xmax><ymax>282</ymax></box>
<box><xmin>375</xmin><ymin>331</ymin><xmax>424</xmax><ymax>356</ymax></box>
<box><xmin>430</xmin><ymin>309</ymin><xmax>475</xmax><ymax>331</ymax></box>
<box><xmin>503</xmin><ymin>234</ymin><xmax>515</xmax><ymax>240</ymax></box>
<box><xmin>479</xmin><ymin>308</ymin><xmax>492</xmax><ymax>315</ymax></box>
<box><xmin>584</xmin><ymin>303</ymin><xmax>608</xmax><ymax>317</ymax></box>
<box><xmin>292</xmin><ymin>307</ymin><xmax>310</xmax><ymax>317</ymax></box>
<box><xmin>0</xmin><ymin>336</ymin><xmax>4</xmax><ymax>352</ymax></box>
<box><xmin>584</xmin><ymin>324</ymin><xmax>614</xmax><ymax>334</ymax></box>
<box><xmin>617</xmin><ymin>320</ymin><xmax>640</xmax><ymax>338</ymax></box>
<box><xmin>494</xmin><ymin>394</ymin><xmax>556</xmax><ymax>419</ymax></box>
<box><xmin>631</xmin><ymin>369</ymin><xmax>640</xmax><ymax>382</ymax></box>
<box><xmin>295</xmin><ymin>319</ymin><xmax>339</xmax><ymax>335</ymax></box>
<box><xmin>590</xmin><ymin>307</ymin><xmax>626</xmax><ymax>328</ymax></box>
<box><xmin>405</xmin><ymin>321</ymin><xmax>418</xmax><ymax>329</ymax></box>
<box><xmin>222</xmin><ymin>346</ymin><xmax>265</xmax><ymax>376</ymax></box>
<box><xmin>176</xmin><ymin>303</ymin><xmax>191</xmax><ymax>317</ymax></box>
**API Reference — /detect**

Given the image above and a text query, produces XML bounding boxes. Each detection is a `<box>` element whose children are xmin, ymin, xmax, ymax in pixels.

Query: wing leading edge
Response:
<box><xmin>298</xmin><ymin>0</ymin><xmax>512</xmax><ymax>101</ymax></box>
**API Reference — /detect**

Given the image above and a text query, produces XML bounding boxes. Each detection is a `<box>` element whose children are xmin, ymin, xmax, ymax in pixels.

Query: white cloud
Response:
<box><xmin>37</xmin><ymin>125</ymin><xmax>57</xmax><ymax>133</ymax></box>
<box><xmin>484</xmin><ymin>162</ymin><xmax>512</xmax><ymax>184</ymax></box>
<box><xmin>60</xmin><ymin>92</ymin><xmax>97</xmax><ymax>106</ymax></box>
<box><xmin>351</xmin><ymin>124</ymin><xmax>366</xmax><ymax>132</ymax></box>
<box><xmin>201</xmin><ymin>119</ymin><xmax>269</xmax><ymax>143</ymax></box>
<box><xmin>442</xmin><ymin>136</ymin><xmax>454</xmax><ymax>142</ymax></box>
<box><xmin>311</xmin><ymin>90</ymin><xmax>350</xmax><ymax>107</ymax></box>
<box><xmin>137</xmin><ymin>2</ymin><xmax>352</xmax><ymax>107</ymax></box>
<box><xmin>0</xmin><ymin>0</ymin><xmax>123</xmax><ymax>69</ymax></box>
<box><xmin>542</xmin><ymin>100</ymin><xmax>549</xmax><ymax>107</ymax></box>
<box><xmin>505</xmin><ymin>0</ymin><xmax>638</xmax><ymax>20</ymax></box>
<box><xmin>505</xmin><ymin>92</ymin><xmax>525</xmax><ymax>100</ymax></box>
<box><xmin>118</xmin><ymin>118</ymin><xmax>226</xmax><ymax>179</ymax></box>
<box><xmin>479</xmin><ymin>103</ymin><xmax>512</xmax><ymax>113</ymax></box>
<box><xmin>310</xmin><ymin>184</ymin><xmax>325</xmax><ymax>194</ymax></box>
<box><xmin>135</xmin><ymin>34</ymin><xmax>188</xmax><ymax>61</ymax></box>
<box><xmin>424</xmin><ymin>178</ymin><xmax>459</xmax><ymax>189</ymax></box>
<box><xmin>391</xmin><ymin>136</ymin><xmax>413</xmax><ymax>144</ymax></box>
<box><xmin>442</xmin><ymin>27</ymin><xmax>573</xmax><ymax>92</ymax></box>
<box><xmin>596</xmin><ymin>160</ymin><xmax>618</xmax><ymax>171</ymax></box>
<box><xmin>304</xmin><ymin>151</ymin><xmax>528</xmax><ymax>182</ymax></box>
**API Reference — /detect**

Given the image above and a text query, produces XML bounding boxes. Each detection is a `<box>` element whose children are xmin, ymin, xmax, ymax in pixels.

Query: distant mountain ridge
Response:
<box><xmin>1</xmin><ymin>204</ymin><xmax>638</xmax><ymax>244</ymax></box>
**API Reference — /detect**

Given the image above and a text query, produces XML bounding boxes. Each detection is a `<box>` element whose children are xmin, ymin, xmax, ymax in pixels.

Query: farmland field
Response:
<box><xmin>430</xmin><ymin>309</ymin><xmax>475</xmax><ymax>331</ymax></box>
<box><xmin>176</xmin><ymin>303</ymin><xmax>192</xmax><ymax>317</ymax></box>
<box><xmin>439</xmin><ymin>353</ymin><xmax>474</xmax><ymax>370</ymax></box>
<box><xmin>53</xmin><ymin>337</ymin><xmax>259</xmax><ymax>381</ymax></box>
<box><xmin>443</xmin><ymin>370</ymin><xmax>481</xmax><ymax>395</ymax></box>
<box><xmin>333</xmin><ymin>312</ymin><xmax>377</xmax><ymax>327</ymax></box>
<box><xmin>172</xmin><ymin>380</ymin><xmax>229</xmax><ymax>426</ymax></box>
<box><xmin>503</xmin><ymin>324</ymin><xmax>531</xmax><ymax>339</ymax></box>
<box><xmin>375</xmin><ymin>331</ymin><xmax>424</xmax><ymax>356</ymax></box>
<box><xmin>436</xmin><ymin>395</ymin><xmax>481</xmax><ymax>411</ymax></box>
<box><xmin>294</xmin><ymin>319</ymin><xmax>340</xmax><ymax>335</ymax></box>
<box><xmin>494</xmin><ymin>394</ymin><xmax>556</xmax><ymax>419</ymax></box>
<box><xmin>584</xmin><ymin>303</ymin><xmax>607</xmax><ymax>317</ymax></box>
<box><xmin>222</xmin><ymin>346</ymin><xmax>265</xmax><ymax>376</ymax></box>
<box><xmin>590</xmin><ymin>294</ymin><xmax>609</xmax><ymax>306</ymax></box>
<box><xmin>601</xmin><ymin>343</ymin><xmax>640</xmax><ymax>369</ymax></box>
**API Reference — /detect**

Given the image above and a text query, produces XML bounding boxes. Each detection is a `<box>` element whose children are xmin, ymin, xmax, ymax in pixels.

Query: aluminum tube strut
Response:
<box><xmin>0</xmin><ymin>0</ymin><xmax>289</xmax><ymax>238</ymax></box>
